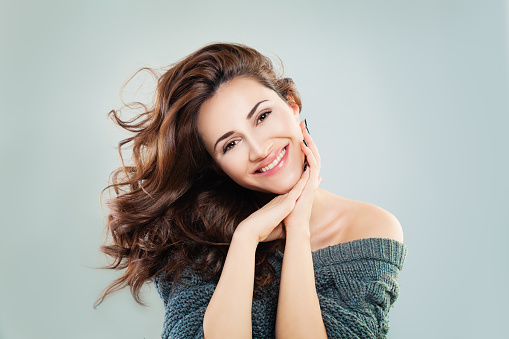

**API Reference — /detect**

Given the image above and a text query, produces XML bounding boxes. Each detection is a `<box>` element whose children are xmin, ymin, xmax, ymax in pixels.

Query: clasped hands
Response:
<box><xmin>235</xmin><ymin>120</ymin><xmax>322</xmax><ymax>244</ymax></box>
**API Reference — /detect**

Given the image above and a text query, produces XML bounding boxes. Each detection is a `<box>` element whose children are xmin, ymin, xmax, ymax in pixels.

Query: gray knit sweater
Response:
<box><xmin>154</xmin><ymin>237</ymin><xmax>407</xmax><ymax>338</ymax></box>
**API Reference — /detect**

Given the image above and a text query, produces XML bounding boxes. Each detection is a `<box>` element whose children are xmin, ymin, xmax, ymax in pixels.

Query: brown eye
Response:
<box><xmin>257</xmin><ymin>111</ymin><xmax>271</xmax><ymax>124</ymax></box>
<box><xmin>223</xmin><ymin>140</ymin><xmax>238</xmax><ymax>153</ymax></box>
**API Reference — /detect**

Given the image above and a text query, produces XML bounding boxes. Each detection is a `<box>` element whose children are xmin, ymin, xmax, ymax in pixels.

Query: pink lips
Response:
<box><xmin>254</xmin><ymin>145</ymin><xmax>289</xmax><ymax>176</ymax></box>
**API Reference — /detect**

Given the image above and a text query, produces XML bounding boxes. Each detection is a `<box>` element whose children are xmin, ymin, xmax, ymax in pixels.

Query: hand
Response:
<box><xmin>283</xmin><ymin>120</ymin><xmax>322</xmax><ymax>236</ymax></box>
<box><xmin>235</xmin><ymin>168</ymin><xmax>310</xmax><ymax>244</ymax></box>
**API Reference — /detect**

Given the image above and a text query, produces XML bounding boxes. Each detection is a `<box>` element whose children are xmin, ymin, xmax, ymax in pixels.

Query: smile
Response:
<box><xmin>260</xmin><ymin>147</ymin><xmax>286</xmax><ymax>173</ymax></box>
<box><xmin>254</xmin><ymin>145</ymin><xmax>289</xmax><ymax>176</ymax></box>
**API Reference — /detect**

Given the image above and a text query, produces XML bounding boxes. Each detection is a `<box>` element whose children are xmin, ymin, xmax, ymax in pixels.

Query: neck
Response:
<box><xmin>309</xmin><ymin>188</ymin><xmax>328</xmax><ymax>234</ymax></box>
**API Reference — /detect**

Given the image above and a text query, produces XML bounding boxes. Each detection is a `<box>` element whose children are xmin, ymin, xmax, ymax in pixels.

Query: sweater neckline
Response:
<box><xmin>273</xmin><ymin>237</ymin><xmax>407</xmax><ymax>270</ymax></box>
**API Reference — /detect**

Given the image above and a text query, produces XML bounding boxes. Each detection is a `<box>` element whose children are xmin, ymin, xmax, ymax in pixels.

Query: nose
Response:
<box><xmin>247</xmin><ymin>135</ymin><xmax>271</xmax><ymax>162</ymax></box>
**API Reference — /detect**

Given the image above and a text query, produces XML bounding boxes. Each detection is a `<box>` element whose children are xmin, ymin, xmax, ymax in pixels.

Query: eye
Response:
<box><xmin>256</xmin><ymin>110</ymin><xmax>272</xmax><ymax>124</ymax></box>
<box><xmin>223</xmin><ymin>140</ymin><xmax>239</xmax><ymax>153</ymax></box>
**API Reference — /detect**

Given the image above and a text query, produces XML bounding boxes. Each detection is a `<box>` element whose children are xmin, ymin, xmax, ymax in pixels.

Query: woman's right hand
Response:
<box><xmin>234</xmin><ymin>168</ymin><xmax>310</xmax><ymax>243</ymax></box>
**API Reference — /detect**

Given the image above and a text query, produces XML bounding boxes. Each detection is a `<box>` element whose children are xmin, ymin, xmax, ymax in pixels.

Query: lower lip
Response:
<box><xmin>255</xmin><ymin>145</ymin><xmax>289</xmax><ymax>177</ymax></box>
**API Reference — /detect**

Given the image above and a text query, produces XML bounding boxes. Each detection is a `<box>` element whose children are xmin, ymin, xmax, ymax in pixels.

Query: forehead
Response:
<box><xmin>203</xmin><ymin>77</ymin><xmax>276</xmax><ymax>115</ymax></box>
<box><xmin>197</xmin><ymin>77</ymin><xmax>279</xmax><ymax>144</ymax></box>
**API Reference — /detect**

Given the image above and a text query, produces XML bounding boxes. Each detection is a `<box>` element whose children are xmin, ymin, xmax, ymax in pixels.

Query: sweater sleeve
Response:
<box><xmin>154</xmin><ymin>268</ymin><xmax>216</xmax><ymax>339</ymax></box>
<box><xmin>311</xmin><ymin>238</ymin><xmax>407</xmax><ymax>339</ymax></box>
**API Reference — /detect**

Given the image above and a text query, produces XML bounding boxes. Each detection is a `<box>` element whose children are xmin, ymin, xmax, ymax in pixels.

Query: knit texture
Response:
<box><xmin>154</xmin><ymin>237</ymin><xmax>407</xmax><ymax>339</ymax></box>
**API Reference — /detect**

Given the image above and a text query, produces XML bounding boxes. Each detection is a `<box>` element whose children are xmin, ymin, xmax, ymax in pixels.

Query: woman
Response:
<box><xmin>96</xmin><ymin>42</ymin><xmax>407</xmax><ymax>338</ymax></box>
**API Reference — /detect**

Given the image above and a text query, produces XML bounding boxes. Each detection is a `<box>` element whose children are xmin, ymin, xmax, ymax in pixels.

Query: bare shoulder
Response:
<box><xmin>344</xmin><ymin>199</ymin><xmax>404</xmax><ymax>243</ymax></box>
<box><xmin>325</xmin><ymin>194</ymin><xmax>404</xmax><ymax>243</ymax></box>
<box><xmin>311</xmin><ymin>190</ymin><xmax>404</xmax><ymax>250</ymax></box>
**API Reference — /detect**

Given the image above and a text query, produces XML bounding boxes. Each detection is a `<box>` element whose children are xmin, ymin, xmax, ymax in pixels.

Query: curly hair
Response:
<box><xmin>95</xmin><ymin>42</ymin><xmax>302</xmax><ymax>307</ymax></box>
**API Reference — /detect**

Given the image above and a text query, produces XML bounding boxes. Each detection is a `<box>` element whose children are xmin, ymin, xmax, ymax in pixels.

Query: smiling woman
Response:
<box><xmin>96</xmin><ymin>42</ymin><xmax>407</xmax><ymax>339</ymax></box>
<box><xmin>198</xmin><ymin>77</ymin><xmax>306</xmax><ymax>193</ymax></box>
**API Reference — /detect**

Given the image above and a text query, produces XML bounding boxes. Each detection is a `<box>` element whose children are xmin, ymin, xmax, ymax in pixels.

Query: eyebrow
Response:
<box><xmin>246</xmin><ymin>100</ymin><xmax>268</xmax><ymax>119</ymax></box>
<box><xmin>213</xmin><ymin>100</ymin><xmax>269</xmax><ymax>152</ymax></box>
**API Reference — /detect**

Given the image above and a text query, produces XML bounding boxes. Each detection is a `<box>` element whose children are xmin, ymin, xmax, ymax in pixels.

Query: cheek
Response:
<box><xmin>278</xmin><ymin>112</ymin><xmax>302</xmax><ymax>136</ymax></box>
<box><xmin>218</xmin><ymin>156</ymin><xmax>246</xmax><ymax>181</ymax></box>
<box><xmin>222</xmin><ymin>166</ymin><xmax>238</xmax><ymax>179</ymax></box>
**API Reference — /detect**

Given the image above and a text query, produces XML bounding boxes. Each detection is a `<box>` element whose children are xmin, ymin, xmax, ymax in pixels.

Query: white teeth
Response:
<box><xmin>260</xmin><ymin>148</ymin><xmax>286</xmax><ymax>173</ymax></box>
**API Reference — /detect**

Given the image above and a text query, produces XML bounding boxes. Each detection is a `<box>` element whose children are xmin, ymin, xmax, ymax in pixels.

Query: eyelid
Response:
<box><xmin>221</xmin><ymin>107</ymin><xmax>272</xmax><ymax>154</ymax></box>
<box><xmin>222</xmin><ymin>138</ymin><xmax>238</xmax><ymax>154</ymax></box>
<box><xmin>256</xmin><ymin>109</ymin><xmax>272</xmax><ymax>124</ymax></box>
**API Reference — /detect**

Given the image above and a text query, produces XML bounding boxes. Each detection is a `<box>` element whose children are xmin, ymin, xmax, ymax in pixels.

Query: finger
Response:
<box><xmin>259</xmin><ymin>174</ymin><xmax>308</xmax><ymax>225</ymax></box>
<box><xmin>300</xmin><ymin>142</ymin><xmax>321</xmax><ymax>194</ymax></box>
<box><xmin>261</xmin><ymin>222</ymin><xmax>285</xmax><ymax>242</ymax></box>
<box><xmin>261</xmin><ymin>169</ymin><xmax>309</xmax><ymax>214</ymax></box>
<box><xmin>301</xmin><ymin>142</ymin><xmax>321</xmax><ymax>173</ymax></box>
<box><xmin>300</xmin><ymin>121</ymin><xmax>321</xmax><ymax>164</ymax></box>
<box><xmin>300</xmin><ymin>140</ymin><xmax>320</xmax><ymax>173</ymax></box>
<box><xmin>286</xmin><ymin>166</ymin><xmax>310</xmax><ymax>201</ymax></box>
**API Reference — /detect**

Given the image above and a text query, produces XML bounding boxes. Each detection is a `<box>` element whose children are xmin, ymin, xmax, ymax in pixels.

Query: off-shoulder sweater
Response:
<box><xmin>154</xmin><ymin>237</ymin><xmax>407</xmax><ymax>339</ymax></box>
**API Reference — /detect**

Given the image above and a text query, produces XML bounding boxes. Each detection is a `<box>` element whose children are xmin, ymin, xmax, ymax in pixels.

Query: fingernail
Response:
<box><xmin>303</xmin><ymin>139</ymin><xmax>308</xmax><ymax>147</ymax></box>
<box><xmin>304</xmin><ymin>119</ymin><xmax>310</xmax><ymax>135</ymax></box>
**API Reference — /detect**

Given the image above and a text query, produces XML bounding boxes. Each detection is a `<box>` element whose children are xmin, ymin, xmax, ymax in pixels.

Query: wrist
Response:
<box><xmin>284</xmin><ymin>226</ymin><xmax>311</xmax><ymax>241</ymax></box>
<box><xmin>232</xmin><ymin>224</ymin><xmax>259</xmax><ymax>249</ymax></box>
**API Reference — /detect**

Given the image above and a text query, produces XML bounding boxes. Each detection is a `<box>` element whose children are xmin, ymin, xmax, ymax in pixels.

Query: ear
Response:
<box><xmin>286</xmin><ymin>93</ymin><xmax>300</xmax><ymax>121</ymax></box>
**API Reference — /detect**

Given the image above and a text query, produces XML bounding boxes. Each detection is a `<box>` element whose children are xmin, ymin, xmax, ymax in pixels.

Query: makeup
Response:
<box><xmin>254</xmin><ymin>145</ymin><xmax>290</xmax><ymax>177</ymax></box>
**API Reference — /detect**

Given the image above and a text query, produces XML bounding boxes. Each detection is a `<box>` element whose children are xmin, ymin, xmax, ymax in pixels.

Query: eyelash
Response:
<box><xmin>222</xmin><ymin>110</ymin><xmax>272</xmax><ymax>154</ymax></box>
<box><xmin>223</xmin><ymin>140</ymin><xmax>238</xmax><ymax>153</ymax></box>
<box><xmin>257</xmin><ymin>110</ymin><xmax>272</xmax><ymax>124</ymax></box>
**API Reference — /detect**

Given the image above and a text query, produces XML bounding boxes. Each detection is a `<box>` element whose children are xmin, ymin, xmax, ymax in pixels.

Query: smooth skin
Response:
<box><xmin>198</xmin><ymin>77</ymin><xmax>403</xmax><ymax>338</ymax></box>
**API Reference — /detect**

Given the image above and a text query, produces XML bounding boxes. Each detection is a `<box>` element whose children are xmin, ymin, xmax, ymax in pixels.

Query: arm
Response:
<box><xmin>276</xmin><ymin>230</ymin><xmax>327</xmax><ymax>338</ymax></box>
<box><xmin>203</xmin><ymin>231</ymin><xmax>258</xmax><ymax>338</ymax></box>
<box><xmin>275</xmin><ymin>121</ymin><xmax>327</xmax><ymax>338</ymax></box>
<box><xmin>275</xmin><ymin>122</ymin><xmax>406</xmax><ymax>337</ymax></box>
<box><xmin>155</xmin><ymin>230</ymin><xmax>267</xmax><ymax>339</ymax></box>
<box><xmin>203</xmin><ymin>170</ymin><xmax>310</xmax><ymax>338</ymax></box>
<box><xmin>276</xmin><ymin>223</ymin><xmax>405</xmax><ymax>339</ymax></box>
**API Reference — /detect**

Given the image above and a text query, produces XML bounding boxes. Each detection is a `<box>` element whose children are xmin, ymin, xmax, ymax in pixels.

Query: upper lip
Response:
<box><xmin>254</xmin><ymin>145</ymin><xmax>287</xmax><ymax>173</ymax></box>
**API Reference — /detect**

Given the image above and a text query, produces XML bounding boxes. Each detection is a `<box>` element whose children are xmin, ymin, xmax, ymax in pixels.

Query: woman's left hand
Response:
<box><xmin>283</xmin><ymin>120</ymin><xmax>322</xmax><ymax>236</ymax></box>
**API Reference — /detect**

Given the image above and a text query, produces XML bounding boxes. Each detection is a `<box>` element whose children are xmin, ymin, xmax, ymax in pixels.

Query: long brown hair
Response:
<box><xmin>95</xmin><ymin>42</ymin><xmax>302</xmax><ymax>307</ymax></box>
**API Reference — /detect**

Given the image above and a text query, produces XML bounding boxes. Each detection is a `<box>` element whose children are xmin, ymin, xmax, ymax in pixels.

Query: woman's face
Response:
<box><xmin>197</xmin><ymin>77</ymin><xmax>305</xmax><ymax>194</ymax></box>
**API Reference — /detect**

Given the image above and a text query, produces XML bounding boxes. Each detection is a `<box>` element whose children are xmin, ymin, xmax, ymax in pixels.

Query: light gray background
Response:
<box><xmin>1</xmin><ymin>0</ymin><xmax>508</xmax><ymax>338</ymax></box>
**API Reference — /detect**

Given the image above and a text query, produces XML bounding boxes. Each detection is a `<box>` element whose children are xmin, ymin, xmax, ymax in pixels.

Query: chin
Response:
<box><xmin>271</xmin><ymin>181</ymin><xmax>296</xmax><ymax>195</ymax></box>
<box><xmin>259</xmin><ymin>171</ymin><xmax>302</xmax><ymax>195</ymax></box>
